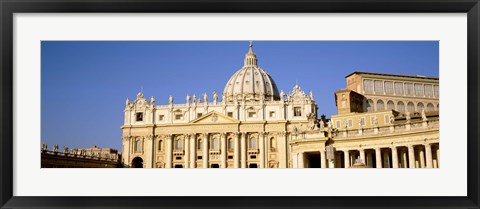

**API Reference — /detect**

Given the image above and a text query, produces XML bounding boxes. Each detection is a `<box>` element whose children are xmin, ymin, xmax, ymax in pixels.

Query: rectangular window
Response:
<box><xmin>424</xmin><ymin>84</ymin><xmax>433</xmax><ymax>97</ymax></box>
<box><xmin>363</xmin><ymin>79</ymin><xmax>373</xmax><ymax>93</ymax></box>
<box><xmin>414</xmin><ymin>83</ymin><xmax>424</xmax><ymax>96</ymax></box>
<box><xmin>269</xmin><ymin>111</ymin><xmax>276</xmax><ymax>118</ymax></box>
<box><xmin>405</xmin><ymin>83</ymin><xmax>414</xmax><ymax>95</ymax></box>
<box><xmin>158</xmin><ymin>115</ymin><xmax>164</xmax><ymax>121</ymax></box>
<box><xmin>394</xmin><ymin>82</ymin><xmax>404</xmax><ymax>95</ymax></box>
<box><xmin>348</xmin><ymin>119</ymin><xmax>353</xmax><ymax>128</ymax></box>
<box><xmin>294</xmin><ymin>107</ymin><xmax>302</xmax><ymax>116</ymax></box>
<box><xmin>175</xmin><ymin>114</ymin><xmax>183</xmax><ymax>120</ymax></box>
<box><xmin>370</xmin><ymin>116</ymin><xmax>377</xmax><ymax>125</ymax></box>
<box><xmin>197</xmin><ymin>113</ymin><xmax>203</xmax><ymax>118</ymax></box>
<box><xmin>359</xmin><ymin>117</ymin><xmax>365</xmax><ymax>126</ymax></box>
<box><xmin>248</xmin><ymin>112</ymin><xmax>257</xmax><ymax>118</ymax></box>
<box><xmin>136</xmin><ymin>112</ymin><xmax>143</xmax><ymax>121</ymax></box>
<box><xmin>384</xmin><ymin>115</ymin><xmax>390</xmax><ymax>124</ymax></box>
<box><xmin>434</xmin><ymin>85</ymin><xmax>439</xmax><ymax>97</ymax></box>
<box><xmin>336</xmin><ymin>121</ymin><xmax>340</xmax><ymax>129</ymax></box>
<box><xmin>374</xmin><ymin>80</ymin><xmax>384</xmax><ymax>94</ymax></box>
<box><xmin>227</xmin><ymin>112</ymin><xmax>233</xmax><ymax>117</ymax></box>
<box><xmin>385</xmin><ymin>81</ymin><xmax>394</xmax><ymax>94</ymax></box>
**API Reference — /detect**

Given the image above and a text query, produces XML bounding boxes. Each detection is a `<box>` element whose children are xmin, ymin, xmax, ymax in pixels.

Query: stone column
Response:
<box><xmin>234</xmin><ymin>133</ymin><xmax>240</xmax><ymax>168</ymax></box>
<box><xmin>298</xmin><ymin>152</ymin><xmax>305</xmax><ymax>168</ymax></box>
<box><xmin>145</xmin><ymin>135</ymin><xmax>153</xmax><ymax>168</ymax></box>
<box><xmin>166</xmin><ymin>135</ymin><xmax>173</xmax><ymax>168</ymax></box>
<box><xmin>241</xmin><ymin>132</ymin><xmax>247</xmax><ymax>168</ymax></box>
<box><xmin>279</xmin><ymin>132</ymin><xmax>288</xmax><ymax>168</ymax></box>
<box><xmin>391</xmin><ymin>146</ymin><xmax>398</xmax><ymax>168</ymax></box>
<box><xmin>408</xmin><ymin>145</ymin><xmax>415</xmax><ymax>168</ymax></box>
<box><xmin>359</xmin><ymin>149</ymin><xmax>366</xmax><ymax>164</ymax></box>
<box><xmin>419</xmin><ymin>148</ymin><xmax>425</xmax><ymax>168</ymax></box>
<box><xmin>259</xmin><ymin>132</ymin><xmax>265</xmax><ymax>168</ymax></box>
<box><xmin>401</xmin><ymin>148</ymin><xmax>408</xmax><ymax>168</ymax></box>
<box><xmin>375</xmin><ymin>147</ymin><xmax>382</xmax><ymax>168</ymax></box>
<box><xmin>320</xmin><ymin>149</ymin><xmax>327</xmax><ymax>168</ymax></box>
<box><xmin>436</xmin><ymin>148</ymin><xmax>440</xmax><ymax>168</ymax></box>
<box><xmin>190</xmin><ymin>134</ymin><xmax>196</xmax><ymax>168</ymax></box>
<box><xmin>203</xmin><ymin>133</ymin><xmax>209</xmax><ymax>168</ymax></box>
<box><xmin>221</xmin><ymin>133</ymin><xmax>227</xmax><ymax>168</ymax></box>
<box><xmin>344</xmin><ymin>150</ymin><xmax>350</xmax><ymax>168</ymax></box>
<box><xmin>383</xmin><ymin>150</ymin><xmax>390</xmax><ymax>168</ymax></box>
<box><xmin>184</xmin><ymin>135</ymin><xmax>190</xmax><ymax>168</ymax></box>
<box><xmin>425</xmin><ymin>143</ymin><xmax>433</xmax><ymax>168</ymax></box>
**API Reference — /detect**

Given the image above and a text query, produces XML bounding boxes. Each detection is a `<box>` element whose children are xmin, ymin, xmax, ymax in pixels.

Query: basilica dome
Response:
<box><xmin>223</xmin><ymin>43</ymin><xmax>280</xmax><ymax>102</ymax></box>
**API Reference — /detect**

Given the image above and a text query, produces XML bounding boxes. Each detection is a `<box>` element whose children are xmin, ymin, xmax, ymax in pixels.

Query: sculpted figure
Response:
<box><xmin>168</xmin><ymin>95</ymin><xmax>173</xmax><ymax>105</ymax></box>
<box><xmin>63</xmin><ymin>146</ymin><xmax>68</xmax><ymax>154</ymax></box>
<box><xmin>186</xmin><ymin>94</ymin><xmax>190</xmax><ymax>104</ymax></box>
<box><xmin>280</xmin><ymin>90</ymin><xmax>285</xmax><ymax>101</ymax></box>
<box><xmin>192</xmin><ymin>94</ymin><xmax>197</xmax><ymax>104</ymax></box>
<box><xmin>125</xmin><ymin>98</ymin><xmax>130</xmax><ymax>106</ymax></box>
<box><xmin>390</xmin><ymin>113</ymin><xmax>395</xmax><ymax>124</ymax></box>
<box><xmin>42</xmin><ymin>143</ymin><xmax>47</xmax><ymax>151</ymax></box>
<box><xmin>203</xmin><ymin>93</ymin><xmax>208</xmax><ymax>104</ymax></box>
<box><xmin>150</xmin><ymin>96</ymin><xmax>155</xmax><ymax>105</ymax></box>
<box><xmin>309</xmin><ymin>91</ymin><xmax>314</xmax><ymax>100</ymax></box>
<box><xmin>421</xmin><ymin>109</ymin><xmax>427</xmax><ymax>121</ymax></box>
<box><xmin>213</xmin><ymin>91</ymin><xmax>218</xmax><ymax>103</ymax></box>
<box><xmin>53</xmin><ymin>144</ymin><xmax>59</xmax><ymax>152</ymax></box>
<box><xmin>222</xmin><ymin>93</ymin><xmax>226</xmax><ymax>103</ymax></box>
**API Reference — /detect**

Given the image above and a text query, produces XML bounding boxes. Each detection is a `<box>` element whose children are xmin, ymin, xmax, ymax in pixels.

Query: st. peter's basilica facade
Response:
<box><xmin>121</xmin><ymin>43</ymin><xmax>439</xmax><ymax>169</ymax></box>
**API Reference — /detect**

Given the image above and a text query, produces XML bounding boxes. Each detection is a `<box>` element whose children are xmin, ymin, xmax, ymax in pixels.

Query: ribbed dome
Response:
<box><xmin>223</xmin><ymin>43</ymin><xmax>280</xmax><ymax>102</ymax></box>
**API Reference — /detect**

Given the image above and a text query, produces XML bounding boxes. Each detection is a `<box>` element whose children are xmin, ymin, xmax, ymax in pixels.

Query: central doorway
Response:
<box><xmin>210</xmin><ymin>164</ymin><xmax>220</xmax><ymax>168</ymax></box>
<box><xmin>131</xmin><ymin>157</ymin><xmax>143</xmax><ymax>168</ymax></box>
<box><xmin>305</xmin><ymin>152</ymin><xmax>321</xmax><ymax>168</ymax></box>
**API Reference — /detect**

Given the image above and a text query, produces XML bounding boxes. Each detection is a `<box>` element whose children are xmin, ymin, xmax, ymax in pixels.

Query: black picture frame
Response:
<box><xmin>1</xmin><ymin>0</ymin><xmax>479</xmax><ymax>208</ymax></box>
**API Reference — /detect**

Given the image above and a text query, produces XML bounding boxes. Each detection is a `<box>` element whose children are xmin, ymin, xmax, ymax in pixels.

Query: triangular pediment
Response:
<box><xmin>189</xmin><ymin>111</ymin><xmax>240</xmax><ymax>124</ymax></box>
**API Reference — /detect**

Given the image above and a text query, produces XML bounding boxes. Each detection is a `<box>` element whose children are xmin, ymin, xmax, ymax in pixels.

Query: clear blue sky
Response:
<box><xmin>41</xmin><ymin>41</ymin><xmax>439</xmax><ymax>150</ymax></box>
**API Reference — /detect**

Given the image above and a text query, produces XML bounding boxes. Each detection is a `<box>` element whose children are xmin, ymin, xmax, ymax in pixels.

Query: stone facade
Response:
<box><xmin>121</xmin><ymin>44</ymin><xmax>439</xmax><ymax>168</ymax></box>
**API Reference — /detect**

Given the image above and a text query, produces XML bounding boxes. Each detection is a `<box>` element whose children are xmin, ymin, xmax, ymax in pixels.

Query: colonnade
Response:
<box><xmin>294</xmin><ymin>142</ymin><xmax>439</xmax><ymax>168</ymax></box>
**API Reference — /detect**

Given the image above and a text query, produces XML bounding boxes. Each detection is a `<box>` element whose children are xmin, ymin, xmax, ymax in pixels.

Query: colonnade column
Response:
<box><xmin>436</xmin><ymin>148</ymin><xmax>440</xmax><ymax>168</ymax></box>
<box><xmin>166</xmin><ymin>135</ymin><xmax>173</xmax><ymax>168</ymax></box>
<box><xmin>184</xmin><ymin>135</ymin><xmax>190</xmax><ymax>168</ymax></box>
<box><xmin>401</xmin><ymin>149</ymin><xmax>408</xmax><ymax>168</ymax></box>
<box><xmin>221</xmin><ymin>133</ymin><xmax>227</xmax><ymax>168</ymax></box>
<box><xmin>233</xmin><ymin>133</ymin><xmax>240</xmax><ymax>168</ymax></box>
<box><xmin>320</xmin><ymin>149</ymin><xmax>327</xmax><ymax>168</ymax></box>
<box><xmin>391</xmin><ymin>146</ymin><xmax>398</xmax><ymax>168</ymax></box>
<box><xmin>259</xmin><ymin>132</ymin><xmax>265</xmax><ymax>168</ymax></box>
<box><xmin>375</xmin><ymin>147</ymin><xmax>382</xmax><ymax>168</ymax></box>
<box><xmin>408</xmin><ymin>145</ymin><xmax>415</xmax><ymax>168</ymax></box>
<box><xmin>241</xmin><ymin>132</ymin><xmax>247</xmax><ymax>168</ymax></box>
<box><xmin>419</xmin><ymin>148</ymin><xmax>425</xmax><ymax>168</ymax></box>
<box><xmin>203</xmin><ymin>133</ymin><xmax>209</xmax><ymax>168</ymax></box>
<box><xmin>190</xmin><ymin>134</ymin><xmax>196</xmax><ymax>168</ymax></box>
<box><xmin>359</xmin><ymin>149</ymin><xmax>366</xmax><ymax>164</ymax></box>
<box><xmin>425</xmin><ymin>143</ymin><xmax>432</xmax><ymax>168</ymax></box>
<box><xmin>344</xmin><ymin>151</ymin><xmax>350</xmax><ymax>168</ymax></box>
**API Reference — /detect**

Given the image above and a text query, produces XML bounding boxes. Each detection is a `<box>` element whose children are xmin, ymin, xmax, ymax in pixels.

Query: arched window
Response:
<box><xmin>397</xmin><ymin>101</ymin><xmax>405</xmax><ymax>113</ymax></box>
<box><xmin>228</xmin><ymin>138</ymin><xmax>234</xmax><ymax>151</ymax></box>
<box><xmin>407</xmin><ymin>102</ymin><xmax>415</xmax><ymax>113</ymax></box>
<box><xmin>427</xmin><ymin>103</ymin><xmax>434</xmax><ymax>112</ymax></box>
<box><xmin>158</xmin><ymin>140</ymin><xmax>163</xmax><ymax>151</ymax></box>
<box><xmin>270</xmin><ymin>137</ymin><xmax>277</xmax><ymax>151</ymax></box>
<box><xmin>366</xmin><ymin>99</ymin><xmax>374</xmax><ymax>112</ymax></box>
<box><xmin>387</xmin><ymin>100</ymin><xmax>395</xmax><ymax>111</ymax></box>
<box><xmin>417</xmin><ymin>102</ymin><xmax>424</xmax><ymax>113</ymax></box>
<box><xmin>197</xmin><ymin>139</ymin><xmax>203</xmax><ymax>150</ymax></box>
<box><xmin>210</xmin><ymin>137</ymin><xmax>219</xmax><ymax>150</ymax></box>
<box><xmin>135</xmin><ymin>139</ymin><xmax>142</xmax><ymax>153</ymax></box>
<box><xmin>249</xmin><ymin>137</ymin><xmax>257</xmax><ymax>149</ymax></box>
<box><xmin>376</xmin><ymin>100</ymin><xmax>385</xmax><ymax>111</ymax></box>
<box><xmin>174</xmin><ymin>138</ymin><xmax>182</xmax><ymax>151</ymax></box>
